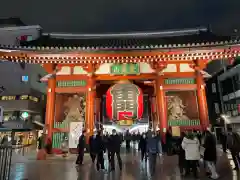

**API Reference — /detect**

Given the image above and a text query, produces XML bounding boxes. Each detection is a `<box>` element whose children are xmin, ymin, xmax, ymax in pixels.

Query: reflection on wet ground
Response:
<box><xmin>10</xmin><ymin>149</ymin><xmax>239</xmax><ymax>180</ymax></box>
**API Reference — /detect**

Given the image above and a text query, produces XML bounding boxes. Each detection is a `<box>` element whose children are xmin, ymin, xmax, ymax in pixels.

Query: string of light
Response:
<box><xmin>0</xmin><ymin>50</ymin><xmax>238</xmax><ymax>64</ymax></box>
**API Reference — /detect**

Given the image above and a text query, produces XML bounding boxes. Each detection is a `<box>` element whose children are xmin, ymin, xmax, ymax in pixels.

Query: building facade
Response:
<box><xmin>204</xmin><ymin>59</ymin><xmax>232</xmax><ymax>125</ymax></box>
<box><xmin>0</xmin><ymin>61</ymin><xmax>47</xmax><ymax>122</ymax></box>
<box><xmin>217</xmin><ymin>64</ymin><xmax>240</xmax><ymax>132</ymax></box>
<box><xmin>0</xmin><ymin>19</ymin><xmax>46</xmax><ymax>124</ymax></box>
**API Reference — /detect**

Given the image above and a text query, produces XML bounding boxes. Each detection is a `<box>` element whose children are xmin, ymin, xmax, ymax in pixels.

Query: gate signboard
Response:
<box><xmin>110</xmin><ymin>63</ymin><xmax>140</xmax><ymax>75</ymax></box>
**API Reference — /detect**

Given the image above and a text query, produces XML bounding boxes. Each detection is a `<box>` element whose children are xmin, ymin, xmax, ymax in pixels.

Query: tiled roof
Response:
<box><xmin>18</xmin><ymin>30</ymin><xmax>234</xmax><ymax>50</ymax></box>
<box><xmin>1</xmin><ymin>28</ymin><xmax>240</xmax><ymax>64</ymax></box>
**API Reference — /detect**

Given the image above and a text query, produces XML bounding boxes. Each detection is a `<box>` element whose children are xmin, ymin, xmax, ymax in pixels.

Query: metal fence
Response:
<box><xmin>0</xmin><ymin>145</ymin><xmax>12</xmax><ymax>180</ymax></box>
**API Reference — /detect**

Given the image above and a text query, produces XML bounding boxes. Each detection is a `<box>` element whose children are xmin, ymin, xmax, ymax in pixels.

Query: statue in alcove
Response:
<box><xmin>167</xmin><ymin>96</ymin><xmax>189</xmax><ymax>121</ymax></box>
<box><xmin>63</xmin><ymin>94</ymin><xmax>86</xmax><ymax>122</ymax></box>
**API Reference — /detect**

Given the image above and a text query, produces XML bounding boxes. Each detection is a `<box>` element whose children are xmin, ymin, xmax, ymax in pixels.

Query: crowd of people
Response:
<box><xmin>176</xmin><ymin>130</ymin><xmax>219</xmax><ymax>179</ymax></box>
<box><xmin>75</xmin><ymin>129</ymin><xmax>162</xmax><ymax>175</ymax></box>
<box><xmin>35</xmin><ymin>126</ymin><xmax>240</xmax><ymax>179</ymax></box>
<box><xmin>174</xmin><ymin>127</ymin><xmax>240</xmax><ymax>179</ymax></box>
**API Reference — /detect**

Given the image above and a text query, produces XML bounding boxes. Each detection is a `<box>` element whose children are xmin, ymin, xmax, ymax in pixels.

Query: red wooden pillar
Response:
<box><xmin>196</xmin><ymin>71</ymin><xmax>209</xmax><ymax>130</ymax></box>
<box><xmin>155</xmin><ymin>77</ymin><xmax>167</xmax><ymax>142</ymax></box>
<box><xmin>85</xmin><ymin>77</ymin><xmax>96</xmax><ymax>142</ymax></box>
<box><xmin>44</xmin><ymin>64</ymin><xmax>56</xmax><ymax>140</ymax></box>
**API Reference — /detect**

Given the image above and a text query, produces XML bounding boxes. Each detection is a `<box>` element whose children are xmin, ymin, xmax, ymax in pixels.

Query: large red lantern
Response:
<box><xmin>106</xmin><ymin>82</ymin><xmax>143</xmax><ymax>122</ymax></box>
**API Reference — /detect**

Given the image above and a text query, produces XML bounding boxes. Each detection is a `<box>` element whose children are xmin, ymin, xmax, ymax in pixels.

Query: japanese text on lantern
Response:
<box><xmin>110</xmin><ymin>63</ymin><xmax>140</xmax><ymax>75</ymax></box>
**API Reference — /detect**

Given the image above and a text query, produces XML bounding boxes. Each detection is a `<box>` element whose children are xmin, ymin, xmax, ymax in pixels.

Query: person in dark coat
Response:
<box><xmin>76</xmin><ymin>130</ymin><xmax>86</xmax><ymax>165</ymax></box>
<box><xmin>227</xmin><ymin>128</ymin><xmax>240</xmax><ymax>170</ymax></box>
<box><xmin>166</xmin><ymin>129</ymin><xmax>172</xmax><ymax>154</ymax></box>
<box><xmin>139</xmin><ymin>133</ymin><xmax>147</xmax><ymax>162</ymax></box>
<box><xmin>89</xmin><ymin>131</ymin><xmax>98</xmax><ymax>163</ymax></box>
<box><xmin>147</xmin><ymin>132</ymin><xmax>160</xmax><ymax>176</ymax></box>
<box><xmin>45</xmin><ymin>137</ymin><xmax>52</xmax><ymax>154</ymax></box>
<box><xmin>132</xmin><ymin>132</ymin><xmax>138</xmax><ymax>149</ymax></box>
<box><xmin>125</xmin><ymin>130</ymin><xmax>131</xmax><ymax>152</ymax></box>
<box><xmin>219</xmin><ymin>130</ymin><xmax>227</xmax><ymax>153</ymax></box>
<box><xmin>1</xmin><ymin>136</ymin><xmax>9</xmax><ymax>145</ymax></box>
<box><xmin>37</xmin><ymin>135</ymin><xmax>44</xmax><ymax>150</ymax></box>
<box><xmin>137</xmin><ymin>132</ymin><xmax>141</xmax><ymax>142</ymax></box>
<box><xmin>95</xmin><ymin>130</ymin><xmax>105</xmax><ymax>171</ymax></box>
<box><xmin>103</xmin><ymin>132</ymin><xmax>111</xmax><ymax>162</ymax></box>
<box><xmin>203</xmin><ymin>130</ymin><xmax>219</xmax><ymax>179</ymax></box>
<box><xmin>108</xmin><ymin>129</ymin><xmax>122</xmax><ymax>171</ymax></box>
<box><xmin>146</xmin><ymin>129</ymin><xmax>152</xmax><ymax>138</ymax></box>
<box><xmin>119</xmin><ymin>133</ymin><xmax>124</xmax><ymax>142</ymax></box>
<box><xmin>176</xmin><ymin>132</ymin><xmax>186</xmax><ymax>175</ymax></box>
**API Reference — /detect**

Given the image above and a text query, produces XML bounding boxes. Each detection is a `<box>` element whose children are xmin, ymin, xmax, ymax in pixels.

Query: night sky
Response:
<box><xmin>0</xmin><ymin>0</ymin><xmax>239</xmax><ymax>34</ymax></box>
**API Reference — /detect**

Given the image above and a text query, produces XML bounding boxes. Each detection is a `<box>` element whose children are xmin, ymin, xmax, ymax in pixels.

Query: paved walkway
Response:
<box><xmin>9</xmin><ymin>149</ymin><xmax>238</xmax><ymax>180</ymax></box>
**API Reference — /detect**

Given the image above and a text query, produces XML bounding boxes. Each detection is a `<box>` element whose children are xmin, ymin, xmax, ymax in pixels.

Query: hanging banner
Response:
<box><xmin>68</xmin><ymin>122</ymin><xmax>83</xmax><ymax>148</ymax></box>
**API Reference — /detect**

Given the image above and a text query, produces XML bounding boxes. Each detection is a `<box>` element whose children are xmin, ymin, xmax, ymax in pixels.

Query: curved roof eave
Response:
<box><xmin>43</xmin><ymin>27</ymin><xmax>208</xmax><ymax>39</ymax></box>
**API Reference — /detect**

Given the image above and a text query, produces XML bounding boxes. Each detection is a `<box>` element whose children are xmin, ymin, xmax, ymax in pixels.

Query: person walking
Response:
<box><xmin>89</xmin><ymin>131</ymin><xmax>98</xmax><ymax>163</ymax></box>
<box><xmin>125</xmin><ymin>130</ymin><xmax>131</xmax><ymax>153</ymax></box>
<box><xmin>95</xmin><ymin>130</ymin><xmax>105</xmax><ymax>171</ymax></box>
<box><xmin>181</xmin><ymin>132</ymin><xmax>200</xmax><ymax>179</ymax></box>
<box><xmin>203</xmin><ymin>130</ymin><xmax>219</xmax><ymax>179</ymax></box>
<box><xmin>76</xmin><ymin>130</ymin><xmax>86</xmax><ymax>165</ymax></box>
<box><xmin>219</xmin><ymin>130</ymin><xmax>227</xmax><ymax>153</ymax></box>
<box><xmin>166</xmin><ymin>129</ymin><xmax>173</xmax><ymax>154</ymax></box>
<box><xmin>37</xmin><ymin>134</ymin><xmax>44</xmax><ymax>150</ymax></box>
<box><xmin>156</xmin><ymin>130</ymin><xmax>163</xmax><ymax>155</ymax></box>
<box><xmin>108</xmin><ymin>129</ymin><xmax>122</xmax><ymax>171</ymax></box>
<box><xmin>139</xmin><ymin>133</ymin><xmax>147</xmax><ymax>162</ymax></box>
<box><xmin>147</xmin><ymin>132</ymin><xmax>160</xmax><ymax>176</ymax></box>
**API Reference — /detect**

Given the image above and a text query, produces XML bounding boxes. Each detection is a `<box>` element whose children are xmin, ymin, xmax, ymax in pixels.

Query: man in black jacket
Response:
<box><xmin>109</xmin><ymin>129</ymin><xmax>122</xmax><ymax>171</ymax></box>
<box><xmin>76</xmin><ymin>130</ymin><xmax>86</xmax><ymax>165</ymax></box>
<box><xmin>139</xmin><ymin>133</ymin><xmax>147</xmax><ymax>162</ymax></box>
<box><xmin>125</xmin><ymin>130</ymin><xmax>131</xmax><ymax>152</ymax></box>
<box><xmin>103</xmin><ymin>132</ymin><xmax>111</xmax><ymax>162</ymax></box>
<box><xmin>89</xmin><ymin>131</ymin><xmax>98</xmax><ymax>163</ymax></box>
<box><xmin>95</xmin><ymin>130</ymin><xmax>105</xmax><ymax>171</ymax></box>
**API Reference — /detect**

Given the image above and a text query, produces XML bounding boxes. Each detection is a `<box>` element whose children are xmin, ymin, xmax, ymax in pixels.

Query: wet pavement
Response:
<box><xmin>10</xmin><ymin>149</ymin><xmax>238</xmax><ymax>180</ymax></box>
